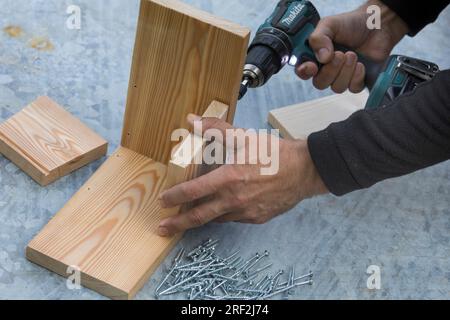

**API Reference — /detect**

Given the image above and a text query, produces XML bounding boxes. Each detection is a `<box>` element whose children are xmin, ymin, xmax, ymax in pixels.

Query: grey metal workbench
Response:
<box><xmin>0</xmin><ymin>0</ymin><xmax>449</xmax><ymax>300</ymax></box>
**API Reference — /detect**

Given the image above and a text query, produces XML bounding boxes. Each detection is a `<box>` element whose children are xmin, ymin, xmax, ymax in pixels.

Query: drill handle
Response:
<box><xmin>301</xmin><ymin>42</ymin><xmax>383</xmax><ymax>91</ymax></box>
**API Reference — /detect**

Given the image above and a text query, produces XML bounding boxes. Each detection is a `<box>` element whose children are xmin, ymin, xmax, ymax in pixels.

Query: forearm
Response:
<box><xmin>308</xmin><ymin>70</ymin><xmax>450</xmax><ymax>196</ymax></box>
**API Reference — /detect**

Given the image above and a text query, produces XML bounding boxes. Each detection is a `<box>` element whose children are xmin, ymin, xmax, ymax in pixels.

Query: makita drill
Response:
<box><xmin>238</xmin><ymin>0</ymin><xmax>439</xmax><ymax>109</ymax></box>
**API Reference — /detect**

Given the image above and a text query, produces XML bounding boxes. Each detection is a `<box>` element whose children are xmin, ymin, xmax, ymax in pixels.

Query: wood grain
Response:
<box><xmin>0</xmin><ymin>96</ymin><xmax>108</xmax><ymax>185</ymax></box>
<box><xmin>27</xmin><ymin>147</ymin><xmax>183</xmax><ymax>300</ymax></box>
<box><xmin>268</xmin><ymin>91</ymin><xmax>369</xmax><ymax>140</ymax></box>
<box><xmin>121</xmin><ymin>0</ymin><xmax>250</xmax><ymax>164</ymax></box>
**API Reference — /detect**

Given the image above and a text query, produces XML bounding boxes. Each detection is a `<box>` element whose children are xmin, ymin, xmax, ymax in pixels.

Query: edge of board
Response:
<box><xmin>149</xmin><ymin>0</ymin><xmax>251</xmax><ymax>38</ymax></box>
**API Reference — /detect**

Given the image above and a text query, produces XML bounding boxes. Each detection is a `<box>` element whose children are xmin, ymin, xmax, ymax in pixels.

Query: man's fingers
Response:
<box><xmin>349</xmin><ymin>62</ymin><xmax>366</xmax><ymax>93</ymax></box>
<box><xmin>160</xmin><ymin>167</ymin><xmax>228</xmax><ymax>208</ymax></box>
<box><xmin>312</xmin><ymin>51</ymin><xmax>345</xmax><ymax>90</ymax></box>
<box><xmin>295</xmin><ymin>62</ymin><xmax>319</xmax><ymax>80</ymax></box>
<box><xmin>331</xmin><ymin>51</ymin><xmax>358</xmax><ymax>93</ymax></box>
<box><xmin>188</xmin><ymin>115</ymin><xmax>235</xmax><ymax>136</ymax></box>
<box><xmin>309</xmin><ymin>17</ymin><xmax>339</xmax><ymax>64</ymax></box>
<box><xmin>158</xmin><ymin>200</ymin><xmax>226</xmax><ymax>237</ymax></box>
<box><xmin>188</xmin><ymin>115</ymin><xmax>239</xmax><ymax>146</ymax></box>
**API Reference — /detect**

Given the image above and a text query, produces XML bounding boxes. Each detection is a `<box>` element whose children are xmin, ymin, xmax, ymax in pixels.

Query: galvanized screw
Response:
<box><xmin>155</xmin><ymin>240</ymin><xmax>314</xmax><ymax>300</ymax></box>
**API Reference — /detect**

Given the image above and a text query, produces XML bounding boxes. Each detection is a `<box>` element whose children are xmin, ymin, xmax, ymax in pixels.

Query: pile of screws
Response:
<box><xmin>155</xmin><ymin>239</ymin><xmax>313</xmax><ymax>300</ymax></box>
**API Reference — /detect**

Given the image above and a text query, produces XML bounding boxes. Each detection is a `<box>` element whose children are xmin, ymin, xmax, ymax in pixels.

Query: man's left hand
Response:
<box><xmin>158</xmin><ymin>116</ymin><xmax>328</xmax><ymax>237</ymax></box>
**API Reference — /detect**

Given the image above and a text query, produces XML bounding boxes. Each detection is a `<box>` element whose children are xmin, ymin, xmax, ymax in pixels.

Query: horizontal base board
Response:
<box><xmin>27</xmin><ymin>147</ymin><xmax>181</xmax><ymax>299</ymax></box>
<box><xmin>268</xmin><ymin>91</ymin><xmax>369</xmax><ymax>140</ymax></box>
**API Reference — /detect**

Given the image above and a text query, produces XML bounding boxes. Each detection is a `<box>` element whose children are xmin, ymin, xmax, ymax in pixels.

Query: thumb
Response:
<box><xmin>309</xmin><ymin>17</ymin><xmax>339</xmax><ymax>64</ymax></box>
<box><xmin>187</xmin><ymin>114</ymin><xmax>237</xmax><ymax>144</ymax></box>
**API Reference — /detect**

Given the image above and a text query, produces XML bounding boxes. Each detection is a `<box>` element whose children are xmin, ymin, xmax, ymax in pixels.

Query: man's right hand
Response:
<box><xmin>296</xmin><ymin>0</ymin><xmax>409</xmax><ymax>93</ymax></box>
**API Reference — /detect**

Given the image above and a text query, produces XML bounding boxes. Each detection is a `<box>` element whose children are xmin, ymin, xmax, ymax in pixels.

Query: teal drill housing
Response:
<box><xmin>261</xmin><ymin>0</ymin><xmax>319</xmax><ymax>66</ymax></box>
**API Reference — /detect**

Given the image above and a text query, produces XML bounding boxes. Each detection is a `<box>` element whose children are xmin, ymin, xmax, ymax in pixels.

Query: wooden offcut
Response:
<box><xmin>162</xmin><ymin>101</ymin><xmax>229</xmax><ymax>222</ymax></box>
<box><xmin>0</xmin><ymin>96</ymin><xmax>108</xmax><ymax>186</ymax></box>
<box><xmin>166</xmin><ymin>100</ymin><xmax>229</xmax><ymax>189</ymax></box>
<box><xmin>27</xmin><ymin>0</ymin><xmax>249</xmax><ymax>300</ymax></box>
<box><xmin>268</xmin><ymin>91</ymin><xmax>369</xmax><ymax>140</ymax></box>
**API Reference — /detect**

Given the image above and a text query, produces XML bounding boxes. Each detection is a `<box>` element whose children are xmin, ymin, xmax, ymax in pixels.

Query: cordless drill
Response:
<box><xmin>238</xmin><ymin>0</ymin><xmax>440</xmax><ymax>109</ymax></box>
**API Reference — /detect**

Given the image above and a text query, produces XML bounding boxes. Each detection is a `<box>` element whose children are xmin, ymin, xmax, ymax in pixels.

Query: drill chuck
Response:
<box><xmin>239</xmin><ymin>27</ymin><xmax>293</xmax><ymax>99</ymax></box>
<box><xmin>238</xmin><ymin>65</ymin><xmax>263</xmax><ymax>100</ymax></box>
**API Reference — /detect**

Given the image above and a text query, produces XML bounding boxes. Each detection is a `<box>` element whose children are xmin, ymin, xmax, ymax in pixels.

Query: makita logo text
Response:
<box><xmin>282</xmin><ymin>4</ymin><xmax>305</xmax><ymax>25</ymax></box>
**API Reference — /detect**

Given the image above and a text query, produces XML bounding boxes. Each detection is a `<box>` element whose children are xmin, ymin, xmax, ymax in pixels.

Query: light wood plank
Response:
<box><xmin>121</xmin><ymin>0</ymin><xmax>250</xmax><ymax>164</ymax></box>
<box><xmin>268</xmin><ymin>91</ymin><xmax>369</xmax><ymax>140</ymax></box>
<box><xmin>27</xmin><ymin>147</ymin><xmax>182</xmax><ymax>300</ymax></box>
<box><xmin>0</xmin><ymin>96</ymin><xmax>108</xmax><ymax>185</ymax></box>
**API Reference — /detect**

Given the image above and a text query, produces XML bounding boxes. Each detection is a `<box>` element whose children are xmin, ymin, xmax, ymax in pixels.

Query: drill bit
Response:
<box><xmin>238</xmin><ymin>78</ymin><xmax>251</xmax><ymax>100</ymax></box>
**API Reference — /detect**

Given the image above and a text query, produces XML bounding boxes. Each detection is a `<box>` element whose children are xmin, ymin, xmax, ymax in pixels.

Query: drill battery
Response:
<box><xmin>365</xmin><ymin>55</ymin><xmax>439</xmax><ymax>109</ymax></box>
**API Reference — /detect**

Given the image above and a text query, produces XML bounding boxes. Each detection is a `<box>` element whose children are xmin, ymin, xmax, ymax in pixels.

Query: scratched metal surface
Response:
<box><xmin>0</xmin><ymin>0</ymin><xmax>449</xmax><ymax>300</ymax></box>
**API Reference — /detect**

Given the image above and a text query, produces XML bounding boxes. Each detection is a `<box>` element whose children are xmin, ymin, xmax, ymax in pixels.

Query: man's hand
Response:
<box><xmin>297</xmin><ymin>0</ymin><xmax>409</xmax><ymax>93</ymax></box>
<box><xmin>157</xmin><ymin>117</ymin><xmax>328</xmax><ymax>237</ymax></box>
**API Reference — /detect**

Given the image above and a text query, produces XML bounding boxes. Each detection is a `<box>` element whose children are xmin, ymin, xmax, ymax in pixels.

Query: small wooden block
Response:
<box><xmin>27</xmin><ymin>147</ymin><xmax>180</xmax><ymax>300</ymax></box>
<box><xmin>162</xmin><ymin>101</ymin><xmax>229</xmax><ymax>222</ymax></box>
<box><xmin>0</xmin><ymin>96</ymin><xmax>108</xmax><ymax>185</ymax></box>
<box><xmin>268</xmin><ymin>91</ymin><xmax>370</xmax><ymax>140</ymax></box>
<box><xmin>165</xmin><ymin>100</ymin><xmax>229</xmax><ymax>189</ymax></box>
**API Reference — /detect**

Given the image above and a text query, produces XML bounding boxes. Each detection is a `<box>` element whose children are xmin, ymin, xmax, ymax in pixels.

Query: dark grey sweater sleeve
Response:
<box><xmin>308</xmin><ymin>70</ymin><xmax>450</xmax><ymax>196</ymax></box>
<box><xmin>381</xmin><ymin>0</ymin><xmax>449</xmax><ymax>36</ymax></box>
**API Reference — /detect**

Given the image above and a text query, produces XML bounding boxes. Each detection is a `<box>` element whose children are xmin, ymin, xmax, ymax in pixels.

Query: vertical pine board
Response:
<box><xmin>121</xmin><ymin>0</ymin><xmax>250</xmax><ymax>164</ymax></box>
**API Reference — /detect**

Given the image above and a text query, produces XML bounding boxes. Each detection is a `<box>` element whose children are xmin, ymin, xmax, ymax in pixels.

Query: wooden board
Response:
<box><xmin>121</xmin><ymin>0</ymin><xmax>250</xmax><ymax>164</ymax></box>
<box><xmin>268</xmin><ymin>91</ymin><xmax>370</xmax><ymax>140</ymax></box>
<box><xmin>0</xmin><ymin>96</ymin><xmax>108</xmax><ymax>186</ymax></box>
<box><xmin>27</xmin><ymin>0</ymin><xmax>249</xmax><ymax>300</ymax></box>
<box><xmin>27</xmin><ymin>147</ymin><xmax>182</xmax><ymax>300</ymax></box>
